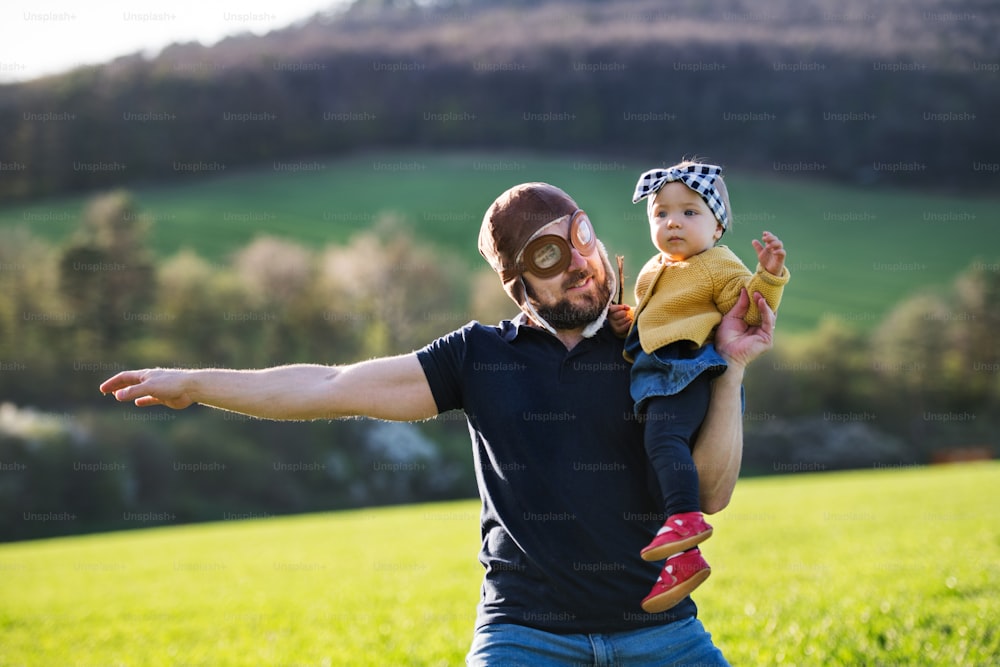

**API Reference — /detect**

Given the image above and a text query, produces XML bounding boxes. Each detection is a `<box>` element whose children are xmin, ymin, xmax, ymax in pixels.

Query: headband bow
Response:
<box><xmin>631</xmin><ymin>163</ymin><xmax>729</xmax><ymax>229</ymax></box>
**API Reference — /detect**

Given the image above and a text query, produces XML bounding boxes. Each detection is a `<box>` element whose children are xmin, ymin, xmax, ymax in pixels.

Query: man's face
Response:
<box><xmin>520</xmin><ymin>215</ymin><xmax>611</xmax><ymax>330</ymax></box>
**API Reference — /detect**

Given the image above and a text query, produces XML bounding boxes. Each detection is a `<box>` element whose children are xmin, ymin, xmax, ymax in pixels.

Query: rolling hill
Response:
<box><xmin>2</xmin><ymin>149</ymin><xmax>998</xmax><ymax>333</ymax></box>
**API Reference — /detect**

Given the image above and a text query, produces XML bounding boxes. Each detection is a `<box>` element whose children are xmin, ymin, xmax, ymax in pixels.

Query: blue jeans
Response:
<box><xmin>466</xmin><ymin>618</ymin><xmax>729</xmax><ymax>666</ymax></box>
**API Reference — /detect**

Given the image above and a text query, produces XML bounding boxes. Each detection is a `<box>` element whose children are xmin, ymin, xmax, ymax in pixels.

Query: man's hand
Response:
<box><xmin>100</xmin><ymin>369</ymin><xmax>196</xmax><ymax>409</ymax></box>
<box><xmin>608</xmin><ymin>303</ymin><xmax>633</xmax><ymax>338</ymax></box>
<box><xmin>715</xmin><ymin>288</ymin><xmax>775</xmax><ymax>370</ymax></box>
<box><xmin>752</xmin><ymin>231</ymin><xmax>786</xmax><ymax>276</ymax></box>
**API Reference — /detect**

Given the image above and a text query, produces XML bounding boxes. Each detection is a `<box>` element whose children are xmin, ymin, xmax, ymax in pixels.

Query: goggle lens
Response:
<box><xmin>520</xmin><ymin>211</ymin><xmax>597</xmax><ymax>278</ymax></box>
<box><xmin>532</xmin><ymin>242</ymin><xmax>564</xmax><ymax>272</ymax></box>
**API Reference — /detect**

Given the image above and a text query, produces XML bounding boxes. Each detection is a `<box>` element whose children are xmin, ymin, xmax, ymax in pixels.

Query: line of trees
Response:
<box><xmin>2</xmin><ymin>0</ymin><xmax>998</xmax><ymax>200</ymax></box>
<box><xmin>0</xmin><ymin>191</ymin><xmax>495</xmax><ymax>541</ymax></box>
<box><xmin>1</xmin><ymin>191</ymin><xmax>997</xmax><ymax>540</ymax></box>
<box><xmin>1</xmin><ymin>191</ymin><xmax>497</xmax><ymax>405</ymax></box>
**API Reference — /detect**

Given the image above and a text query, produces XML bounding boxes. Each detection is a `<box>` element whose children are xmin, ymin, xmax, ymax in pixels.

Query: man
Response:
<box><xmin>101</xmin><ymin>182</ymin><xmax>774</xmax><ymax>665</ymax></box>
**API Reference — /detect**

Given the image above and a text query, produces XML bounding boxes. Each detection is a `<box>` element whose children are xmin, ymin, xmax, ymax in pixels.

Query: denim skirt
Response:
<box><xmin>625</xmin><ymin>331</ymin><xmax>728</xmax><ymax>415</ymax></box>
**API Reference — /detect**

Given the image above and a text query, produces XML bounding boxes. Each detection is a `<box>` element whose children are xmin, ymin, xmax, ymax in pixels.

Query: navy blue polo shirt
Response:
<box><xmin>416</xmin><ymin>315</ymin><xmax>697</xmax><ymax>633</ymax></box>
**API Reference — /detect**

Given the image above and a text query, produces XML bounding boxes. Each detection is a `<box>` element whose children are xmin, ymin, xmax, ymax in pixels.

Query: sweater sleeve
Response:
<box><xmin>713</xmin><ymin>248</ymin><xmax>790</xmax><ymax>326</ymax></box>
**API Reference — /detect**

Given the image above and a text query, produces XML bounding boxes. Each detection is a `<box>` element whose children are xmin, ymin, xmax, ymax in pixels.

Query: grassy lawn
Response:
<box><xmin>699</xmin><ymin>462</ymin><xmax>999</xmax><ymax>665</ymax></box>
<box><xmin>1</xmin><ymin>461</ymin><xmax>997</xmax><ymax>665</ymax></box>
<box><xmin>2</xmin><ymin>150</ymin><xmax>998</xmax><ymax>334</ymax></box>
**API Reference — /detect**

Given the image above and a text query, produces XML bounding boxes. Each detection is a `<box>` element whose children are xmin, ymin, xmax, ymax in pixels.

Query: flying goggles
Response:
<box><xmin>517</xmin><ymin>210</ymin><xmax>597</xmax><ymax>278</ymax></box>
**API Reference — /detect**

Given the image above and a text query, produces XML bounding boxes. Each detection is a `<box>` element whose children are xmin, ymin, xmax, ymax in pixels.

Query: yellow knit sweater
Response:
<box><xmin>626</xmin><ymin>245</ymin><xmax>789</xmax><ymax>360</ymax></box>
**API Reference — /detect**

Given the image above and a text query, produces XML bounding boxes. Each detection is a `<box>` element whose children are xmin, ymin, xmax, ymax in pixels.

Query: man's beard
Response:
<box><xmin>526</xmin><ymin>270</ymin><xmax>612</xmax><ymax>330</ymax></box>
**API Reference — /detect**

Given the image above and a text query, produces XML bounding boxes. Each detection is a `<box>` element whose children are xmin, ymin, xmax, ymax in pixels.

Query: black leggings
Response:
<box><xmin>641</xmin><ymin>371</ymin><xmax>712</xmax><ymax>516</ymax></box>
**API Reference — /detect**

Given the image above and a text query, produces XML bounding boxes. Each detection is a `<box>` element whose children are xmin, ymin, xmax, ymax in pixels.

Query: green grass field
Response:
<box><xmin>2</xmin><ymin>151</ymin><xmax>998</xmax><ymax>333</ymax></box>
<box><xmin>1</xmin><ymin>462</ymin><xmax>997</xmax><ymax>666</ymax></box>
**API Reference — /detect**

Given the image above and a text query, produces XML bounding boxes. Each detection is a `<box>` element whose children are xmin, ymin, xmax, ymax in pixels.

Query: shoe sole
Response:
<box><xmin>640</xmin><ymin>528</ymin><xmax>713</xmax><ymax>562</ymax></box>
<box><xmin>640</xmin><ymin>567</ymin><xmax>711</xmax><ymax>614</ymax></box>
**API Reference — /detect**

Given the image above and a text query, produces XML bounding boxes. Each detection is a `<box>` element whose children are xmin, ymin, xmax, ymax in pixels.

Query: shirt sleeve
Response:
<box><xmin>415</xmin><ymin>324</ymin><xmax>470</xmax><ymax>414</ymax></box>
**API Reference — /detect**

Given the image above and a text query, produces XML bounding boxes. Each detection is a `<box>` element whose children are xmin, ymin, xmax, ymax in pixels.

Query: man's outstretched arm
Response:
<box><xmin>99</xmin><ymin>353</ymin><xmax>440</xmax><ymax>422</ymax></box>
<box><xmin>693</xmin><ymin>289</ymin><xmax>776</xmax><ymax>514</ymax></box>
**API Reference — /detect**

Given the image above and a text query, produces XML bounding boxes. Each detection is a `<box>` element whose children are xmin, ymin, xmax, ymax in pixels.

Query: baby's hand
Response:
<box><xmin>608</xmin><ymin>303</ymin><xmax>633</xmax><ymax>338</ymax></box>
<box><xmin>752</xmin><ymin>231</ymin><xmax>786</xmax><ymax>276</ymax></box>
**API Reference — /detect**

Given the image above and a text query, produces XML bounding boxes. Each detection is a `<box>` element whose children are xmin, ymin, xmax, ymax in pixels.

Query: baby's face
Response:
<box><xmin>647</xmin><ymin>182</ymin><xmax>724</xmax><ymax>261</ymax></box>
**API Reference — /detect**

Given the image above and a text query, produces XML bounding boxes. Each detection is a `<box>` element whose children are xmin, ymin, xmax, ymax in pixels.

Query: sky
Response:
<box><xmin>0</xmin><ymin>0</ymin><xmax>348</xmax><ymax>83</ymax></box>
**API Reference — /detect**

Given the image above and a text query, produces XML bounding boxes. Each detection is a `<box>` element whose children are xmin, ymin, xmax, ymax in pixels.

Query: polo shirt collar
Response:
<box><xmin>503</xmin><ymin>312</ymin><xmax>613</xmax><ymax>344</ymax></box>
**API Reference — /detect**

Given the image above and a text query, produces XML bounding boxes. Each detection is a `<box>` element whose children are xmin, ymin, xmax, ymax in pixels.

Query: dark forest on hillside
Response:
<box><xmin>2</xmin><ymin>0</ymin><xmax>998</xmax><ymax>200</ymax></box>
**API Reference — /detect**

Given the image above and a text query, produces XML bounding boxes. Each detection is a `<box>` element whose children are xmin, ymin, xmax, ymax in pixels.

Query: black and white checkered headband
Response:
<box><xmin>631</xmin><ymin>163</ymin><xmax>729</xmax><ymax>229</ymax></box>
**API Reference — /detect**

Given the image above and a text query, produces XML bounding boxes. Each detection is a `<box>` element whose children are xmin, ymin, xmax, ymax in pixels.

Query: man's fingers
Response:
<box><xmin>755</xmin><ymin>292</ymin><xmax>776</xmax><ymax>334</ymax></box>
<box><xmin>99</xmin><ymin>370</ymin><xmax>144</xmax><ymax>395</ymax></box>
<box><xmin>728</xmin><ymin>288</ymin><xmax>750</xmax><ymax>320</ymax></box>
<box><xmin>113</xmin><ymin>386</ymin><xmax>140</xmax><ymax>402</ymax></box>
<box><xmin>134</xmin><ymin>395</ymin><xmax>164</xmax><ymax>407</ymax></box>
<box><xmin>107</xmin><ymin>381</ymin><xmax>148</xmax><ymax>403</ymax></box>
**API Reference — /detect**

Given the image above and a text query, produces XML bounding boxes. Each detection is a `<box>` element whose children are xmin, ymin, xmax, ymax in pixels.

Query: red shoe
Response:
<box><xmin>640</xmin><ymin>511</ymin><xmax>713</xmax><ymax>562</ymax></box>
<box><xmin>640</xmin><ymin>548</ymin><xmax>711</xmax><ymax>613</ymax></box>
